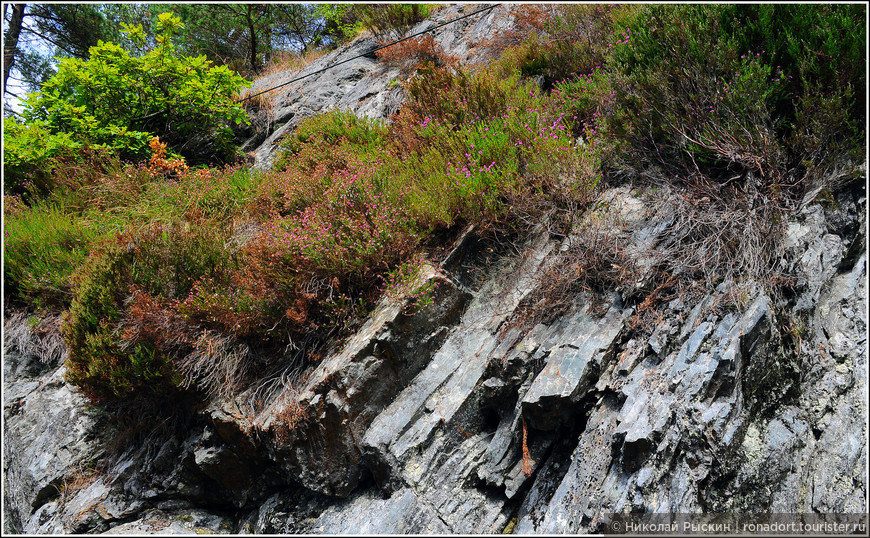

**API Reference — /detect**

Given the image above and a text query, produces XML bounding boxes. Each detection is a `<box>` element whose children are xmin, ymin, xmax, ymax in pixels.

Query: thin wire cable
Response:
<box><xmin>237</xmin><ymin>3</ymin><xmax>501</xmax><ymax>103</ymax></box>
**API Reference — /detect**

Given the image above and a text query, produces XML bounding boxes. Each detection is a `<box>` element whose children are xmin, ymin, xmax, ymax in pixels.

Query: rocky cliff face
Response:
<box><xmin>3</xmin><ymin>4</ymin><xmax>867</xmax><ymax>534</ymax></box>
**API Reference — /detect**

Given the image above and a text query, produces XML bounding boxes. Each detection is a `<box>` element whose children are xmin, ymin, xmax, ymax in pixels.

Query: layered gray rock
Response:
<box><xmin>4</xmin><ymin>181</ymin><xmax>865</xmax><ymax>535</ymax></box>
<box><xmin>103</xmin><ymin>509</ymin><xmax>235</xmax><ymax>535</ymax></box>
<box><xmin>3</xmin><ymin>314</ymin><xmax>105</xmax><ymax>534</ymax></box>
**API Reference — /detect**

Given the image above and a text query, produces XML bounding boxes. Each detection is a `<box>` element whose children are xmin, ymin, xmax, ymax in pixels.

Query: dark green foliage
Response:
<box><xmin>316</xmin><ymin>4</ymin><xmax>438</xmax><ymax>41</ymax></box>
<box><xmin>4</xmin><ymin>4</ymin><xmax>112</xmax><ymax>95</ymax></box>
<box><xmin>62</xmin><ymin>240</ymin><xmax>181</xmax><ymax>404</ymax></box>
<box><xmin>353</xmin><ymin>4</ymin><xmax>438</xmax><ymax>38</ymax></box>
<box><xmin>499</xmin><ymin>4</ymin><xmax>622</xmax><ymax>89</ymax></box>
<box><xmin>26</xmin><ymin>4</ymin><xmax>111</xmax><ymax>59</ymax></box>
<box><xmin>169</xmin><ymin>3</ymin><xmax>338</xmax><ymax>75</ymax></box>
<box><xmin>172</xmin><ymin>3</ymin><xmax>273</xmax><ymax>75</ymax></box>
<box><xmin>605</xmin><ymin>3</ymin><xmax>864</xmax><ymax>200</ymax></box>
<box><xmin>733</xmin><ymin>4</ymin><xmax>866</xmax><ymax>165</ymax></box>
<box><xmin>61</xmin><ymin>221</ymin><xmax>239</xmax><ymax>404</ymax></box>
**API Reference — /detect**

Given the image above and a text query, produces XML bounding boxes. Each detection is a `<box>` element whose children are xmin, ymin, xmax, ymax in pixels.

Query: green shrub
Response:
<box><xmin>274</xmin><ymin>110</ymin><xmax>387</xmax><ymax>167</ymax></box>
<box><xmin>62</xmin><ymin>240</ymin><xmax>181</xmax><ymax>403</ymax></box>
<box><xmin>727</xmin><ymin>4</ymin><xmax>866</xmax><ymax>170</ymax></box>
<box><xmin>722</xmin><ymin>3</ymin><xmax>865</xmax><ymax>131</ymax></box>
<box><xmin>3</xmin><ymin>149</ymin><xmax>263</xmax><ymax>312</ymax></box>
<box><xmin>12</xmin><ymin>13</ymin><xmax>249</xmax><ymax>173</ymax></box>
<box><xmin>496</xmin><ymin>4</ymin><xmax>629</xmax><ymax>89</ymax></box>
<box><xmin>400</xmin><ymin>64</ymin><xmax>538</xmax><ymax>129</ymax></box>
<box><xmin>390</xmin><ymin>61</ymin><xmax>602</xmax><ymax>229</ymax></box>
<box><xmin>2</xmin><ymin>120</ymin><xmax>117</xmax><ymax>199</ymax></box>
<box><xmin>61</xmin><ymin>220</ymin><xmax>242</xmax><ymax>403</ymax></box>
<box><xmin>606</xmin><ymin>4</ymin><xmax>865</xmax><ymax>197</ymax></box>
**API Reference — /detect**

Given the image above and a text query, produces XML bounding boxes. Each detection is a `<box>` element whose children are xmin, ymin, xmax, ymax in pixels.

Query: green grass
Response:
<box><xmin>4</xmin><ymin>201</ymin><xmax>103</xmax><ymax>308</ymax></box>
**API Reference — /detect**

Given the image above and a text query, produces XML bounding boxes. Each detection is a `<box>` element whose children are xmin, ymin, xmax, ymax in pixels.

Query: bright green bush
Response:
<box><xmin>11</xmin><ymin>13</ymin><xmax>249</xmax><ymax>175</ymax></box>
<box><xmin>3</xmin><ymin>120</ymin><xmax>79</xmax><ymax>195</ymax></box>
<box><xmin>1</xmin><ymin>120</ymin><xmax>117</xmax><ymax>198</ymax></box>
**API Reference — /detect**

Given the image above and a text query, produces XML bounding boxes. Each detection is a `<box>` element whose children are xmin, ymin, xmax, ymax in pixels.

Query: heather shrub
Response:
<box><xmin>390</xmin><ymin>109</ymin><xmax>586</xmax><ymax>228</ymax></box>
<box><xmin>375</xmin><ymin>35</ymin><xmax>456</xmax><ymax>75</ymax></box>
<box><xmin>161</xmin><ymin>164</ymin><xmax>257</xmax><ymax>222</ymax></box>
<box><xmin>58</xmin><ymin>111</ymin><xmax>413</xmax><ymax>406</ymax></box>
<box><xmin>62</xmin><ymin>218</ymin><xmax>247</xmax><ymax>403</ymax></box>
<box><xmin>606</xmin><ymin>4</ymin><xmax>865</xmax><ymax>202</ymax></box>
<box><xmin>254</xmin><ymin>124</ymin><xmax>418</xmax><ymax>333</ymax></box>
<box><xmin>607</xmin><ymin>6</ymin><xmax>784</xmax><ymax>180</ymax></box>
<box><xmin>4</xmin><ymin>144</ymin><xmax>260</xmax><ymax>313</ymax></box>
<box><xmin>398</xmin><ymin>64</ymin><xmax>538</xmax><ymax>130</ymax></box>
<box><xmin>745</xmin><ymin>4</ymin><xmax>866</xmax><ymax>179</ymax></box>
<box><xmin>495</xmin><ymin>4</ymin><xmax>630</xmax><ymax>89</ymax></box>
<box><xmin>275</xmin><ymin>110</ymin><xmax>387</xmax><ymax>164</ymax></box>
<box><xmin>260</xmin><ymin>73</ymin><xmax>602</xmax><ymax>341</ymax></box>
<box><xmin>722</xmin><ymin>3</ymin><xmax>865</xmax><ymax>144</ymax></box>
<box><xmin>62</xmin><ymin>239</ymin><xmax>182</xmax><ymax>403</ymax></box>
<box><xmin>390</xmin><ymin>60</ymin><xmax>604</xmax><ymax>230</ymax></box>
<box><xmin>4</xmin><ymin>201</ymin><xmax>103</xmax><ymax>308</ymax></box>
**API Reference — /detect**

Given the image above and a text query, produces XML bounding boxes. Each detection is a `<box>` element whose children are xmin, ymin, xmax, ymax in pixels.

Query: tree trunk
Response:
<box><xmin>3</xmin><ymin>3</ymin><xmax>27</xmax><ymax>94</ymax></box>
<box><xmin>245</xmin><ymin>4</ymin><xmax>260</xmax><ymax>74</ymax></box>
<box><xmin>262</xmin><ymin>4</ymin><xmax>272</xmax><ymax>67</ymax></box>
